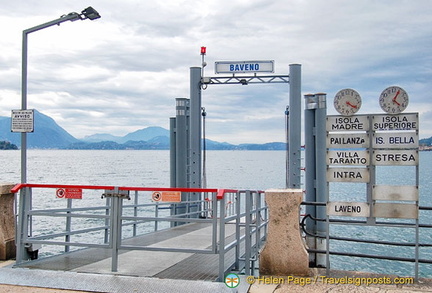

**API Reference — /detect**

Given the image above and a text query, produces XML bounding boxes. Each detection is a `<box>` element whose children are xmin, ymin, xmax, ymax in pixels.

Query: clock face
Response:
<box><xmin>334</xmin><ymin>89</ymin><xmax>362</xmax><ymax>116</ymax></box>
<box><xmin>379</xmin><ymin>86</ymin><xmax>409</xmax><ymax>114</ymax></box>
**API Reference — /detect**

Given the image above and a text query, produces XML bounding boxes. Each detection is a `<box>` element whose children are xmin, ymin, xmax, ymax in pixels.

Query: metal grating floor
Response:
<box><xmin>15</xmin><ymin>222</ymin><xmax>241</xmax><ymax>281</ymax></box>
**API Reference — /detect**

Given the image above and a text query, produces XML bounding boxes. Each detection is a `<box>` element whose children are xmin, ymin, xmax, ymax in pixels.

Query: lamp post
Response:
<box><xmin>20</xmin><ymin>7</ymin><xmax>100</xmax><ymax>184</ymax></box>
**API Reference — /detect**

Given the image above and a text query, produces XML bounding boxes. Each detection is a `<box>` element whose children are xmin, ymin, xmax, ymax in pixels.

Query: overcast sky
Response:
<box><xmin>1</xmin><ymin>1</ymin><xmax>431</xmax><ymax>143</ymax></box>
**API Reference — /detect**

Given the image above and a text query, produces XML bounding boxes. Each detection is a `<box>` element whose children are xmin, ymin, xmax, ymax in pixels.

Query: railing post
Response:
<box><xmin>16</xmin><ymin>187</ymin><xmax>31</xmax><ymax>263</ymax></box>
<box><xmin>110</xmin><ymin>187</ymin><xmax>122</xmax><ymax>272</ymax></box>
<box><xmin>155</xmin><ymin>201</ymin><xmax>159</xmax><ymax>232</ymax></box>
<box><xmin>65</xmin><ymin>198</ymin><xmax>72</xmax><ymax>252</ymax></box>
<box><xmin>211</xmin><ymin>192</ymin><xmax>218</xmax><ymax>253</ymax></box>
<box><xmin>133</xmin><ymin>191</ymin><xmax>138</xmax><ymax>236</ymax></box>
<box><xmin>245</xmin><ymin>190</ymin><xmax>252</xmax><ymax>276</ymax></box>
<box><xmin>235</xmin><ymin>191</ymin><xmax>241</xmax><ymax>270</ymax></box>
<box><xmin>104</xmin><ymin>197</ymin><xmax>110</xmax><ymax>244</ymax></box>
<box><xmin>218</xmin><ymin>195</ymin><xmax>226</xmax><ymax>281</ymax></box>
<box><xmin>255</xmin><ymin>191</ymin><xmax>262</xmax><ymax>258</ymax></box>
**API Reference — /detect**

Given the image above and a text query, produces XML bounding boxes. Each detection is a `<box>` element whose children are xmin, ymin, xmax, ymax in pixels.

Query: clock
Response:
<box><xmin>334</xmin><ymin>89</ymin><xmax>362</xmax><ymax>116</ymax></box>
<box><xmin>379</xmin><ymin>86</ymin><xmax>409</xmax><ymax>114</ymax></box>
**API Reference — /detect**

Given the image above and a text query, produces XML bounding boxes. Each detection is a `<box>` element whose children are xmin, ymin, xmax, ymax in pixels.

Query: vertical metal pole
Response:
<box><xmin>190</xmin><ymin>67</ymin><xmax>202</xmax><ymax>217</ymax></box>
<box><xmin>190</xmin><ymin>67</ymin><xmax>202</xmax><ymax>188</ymax></box>
<box><xmin>245</xmin><ymin>190</ymin><xmax>252</xmax><ymax>276</ymax></box>
<box><xmin>255</xmin><ymin>191</ymin><xmax>262</xmax><ymax>255</ymax></box>
<box><xmin>110</xmin><ymin>189</ymin><xmax>120</xmax><ymax>272</ymax></box>
<box><xmin>212</xmin><ymin>192</ymin><xmax>218</xmax><ymax>253</ymax></box>
<box><xmin>415</xmin><ymin>135</ymin><xmax>420</xmax><ymax>280</ymax></box>
<box><xmin>16</xmin><ymin>188</ymin><xmax>30</xmax><ymax>263</ymax></box>
<box><xmin>235</xmin><ymin>191</ymin><xmax>241</xmax><ymax>269</ymax></box>
<box><xmin>169</xmin><ymin>117</ymin><xmax>177</xmax><ymax>188</ymax></box>
<box><xmin>285</xmin><ymin>106</ymin><xmax>290</xmax><ymax>189</ymax></box>
<box><xmin>218</xmin><ymin>196</ymin><xmax>226</xmax><ymax>282</ymax></box>
<box><xmin>288</xmin><ymin>64</ymin><xmax>302</xmax><ymax>188</ymax></box>
<box><xmin>304</xmin><ymin>94</ymin><xmax>317</xmax><ymax>266</ymax></box>
<box><xmin>315</xmin><ymin>93</ymin><xmax>327</xmax><ymax>268</ymax></box>
<box><xmin>65</xmin><ymin>199</ymin><xmax>72</xmax><ymax>252</ymax></box>
<box><xmin>367</xmin><ymin>115</ymin><xmax>376</xmax><ymax>225</ymax></box>
<box><xmin>175</xmin><ymin>98</ymin><xmax>189</xmax><ymax>188</ymax></box>
<box><xmin>104</xmin><ymin>197</ymin><xmax>110</xmax><ymax>244</ymax></box>
<box><xmin>133</xmin><ymin>191</ymin><xmax>138</xmax><ymax>236</ymax></box>
<box><xmin>155</xmin><ymin>202</ymin><xmax>159</xmax><ymax>231</ymax></box>
<box><xmin>21</xmin><ymin>32</ymin><xmax>28</xmax><ymax>184</ymax></box>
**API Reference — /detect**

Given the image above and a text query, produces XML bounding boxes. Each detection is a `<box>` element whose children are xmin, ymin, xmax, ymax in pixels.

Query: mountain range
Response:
<box><xmin>0</xmin><ymin>110</ymin><xmax>287</xmax><ymax>150</ymax></box>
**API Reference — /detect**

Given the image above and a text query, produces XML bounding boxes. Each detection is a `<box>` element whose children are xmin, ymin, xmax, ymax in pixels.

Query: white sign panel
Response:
<box><xmin>214</xmin><ymin>60</ymin><xmax>274</xmax><ymax>74</ymax></box>
<box><xmin>327</xmin><ymin>150</ymin><xmax>369</xmax><ymax>166</ymax></box>
<box><xmin>372</xmin><ymin>113</ymin><xmax>418</xmax><ymax>131</ymax></box>
<box><xmin>327</xmin><ymin>167</ymin><xmax>370</xmax><ymax>182</ymax></box>
<box><xmin>11</xmin><ymin>109</ymin><xmax>34</xmax><ymax>133</ymax></box>
<box><xmin>327</xmin><ymin>202</ymin><xmax>370</xmax><ymax>217</ymax></box>
<box><xmin>327</xmin><ymin>133</ymin><xmax>369</xmax><ymax>149</ymax></box>
<box><xmin>373</xmin><ymin>150</ymin><xmax>418</xmax><ymax>166</ymax></box>
<box><xmin>372</xmin><ymin>132</ymin><xmax>418</xmax><ymax>149</ymax></box>
<box><xmin>373</xmin><ymin>203</ymin><xmax>418</xmax><ymax>219</ymax></box>
<box><xmin>373</xmin><ymin>185</ymin><xmax>418</xmax><ymax>201</ymax></box>
<box><xmin>326</xmin><ymin>115</ymin><xmax>369</xmax><ymax>132</ymax></box>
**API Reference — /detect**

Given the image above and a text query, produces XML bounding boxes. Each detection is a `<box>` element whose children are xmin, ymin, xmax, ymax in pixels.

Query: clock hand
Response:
<box><xmin>392</xmin><ymin>90</ymin><xmax>400</xmax><ymax>103</ymax></box>
<box><xmin>346</xmin><ymin>101</ymin><xmax>358</xmax><ymax>108</ymax></box>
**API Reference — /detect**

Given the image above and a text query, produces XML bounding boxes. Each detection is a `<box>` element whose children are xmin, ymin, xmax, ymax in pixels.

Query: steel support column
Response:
<box><xmin>288</xmin><ymin>64</ymin><xmax>302</xmax><ymax>188</ymax></box>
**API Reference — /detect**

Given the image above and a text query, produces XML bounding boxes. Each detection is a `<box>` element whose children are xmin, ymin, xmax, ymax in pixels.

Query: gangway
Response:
<box><xmin>11</xmin><ymin>183</ymin><xmax>268</xmax><ymax>282</ymax></box>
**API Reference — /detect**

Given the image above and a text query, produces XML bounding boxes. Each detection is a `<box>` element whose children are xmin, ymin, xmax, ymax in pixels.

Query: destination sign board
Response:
<box><xmin>372</xmin><ymin>132</ymin><xmax>418</xmax><ymax>149</ymax></box>
<box><xmin>11</xmin><ymin>109</ymin><xmax>34</xmax><ymax>133</ymax></box>
<box><xmin>372</xmin><ymin>113</ymin><xmax>418</xmax><ymax>131</ymax></box>
<box><xmin>373</xmin><ymin>150</ymin><xmax>418</xmax><ymax>166</ymax></box>
<box><xmin>327</xmin><ymin>202</ymin><xmax>370</xmax><ymax>217</ymax></box>
<box><xmin>372</xmin><ymin>185</ymin><xmax>418</xmax><ymax>201</ymax></box>
<box><xmin>373</xmin><ymin>203</ymin><xmax>418</xmax><ymax>219</ymax></box>
<box><xmin>327</xmin><ymin>167</ymin><xmax>370</xmax><ymax>183</ymax></box>
<box><xmin>326</xmin><ymin>115</ymin><xmax>369</xmax><ymax>132</ymax></box>
<box><xmin>214</xmin><ymin>60</ymin><xmax>274</xmax><ymax>74</ymax></box>
<box><xmin>327</xmin><ymin>150</ymin><xmax>369</xmax><ymax>166</ymax></box>
<box><xmin>327</xmin><ymin>133</ymin><xmax>369</xmax><ymax>148</ymax></box>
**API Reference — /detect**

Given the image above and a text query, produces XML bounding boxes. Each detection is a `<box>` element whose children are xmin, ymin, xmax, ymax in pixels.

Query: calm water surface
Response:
<box><xmin>1</xmin><ymin>150</ymin><xmax>431</xmax><ymax>277</ymax></box>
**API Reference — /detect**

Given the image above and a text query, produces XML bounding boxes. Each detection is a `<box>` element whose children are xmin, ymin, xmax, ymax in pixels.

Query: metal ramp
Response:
<box><xmin>15</xmin><ymin>222</ymin><xmax>238</xmax><ymax>281</ymax></box>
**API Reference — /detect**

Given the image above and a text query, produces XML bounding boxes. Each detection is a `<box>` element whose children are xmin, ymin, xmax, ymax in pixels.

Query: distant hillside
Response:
<box><xmin>81</xmin><ymin>133</ymin><xmax>121</xmax><ymax>143</ymax></box>
<box><xmin>0</xmin><ymin>110</ymin><xmax>79</xmax><ymax>148</ymax></box>
<box><xmin>420</xmin><ymin>137</ymin><xmax>432</xmax><ymax>146</ymax></box>
<box><xmin>82</xmin><ymin>127</ymin><xmax>169</xmax><ymax>144</ymax></box>
<box><xmin>0</xmin><ymin>111</ymin><xmax>289</xmax><ymax>150</ymax></box>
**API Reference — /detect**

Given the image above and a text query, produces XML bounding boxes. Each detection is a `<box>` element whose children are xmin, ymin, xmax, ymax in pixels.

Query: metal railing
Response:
<box><xmin>301</xmin><ymin>201</ymin><xmax>432</xmax><ymax>279</ymax></box>
<box><xmin>11</xmin><ymin>183</ymin><xmax>267</xmax><ymax>281</ymax></box>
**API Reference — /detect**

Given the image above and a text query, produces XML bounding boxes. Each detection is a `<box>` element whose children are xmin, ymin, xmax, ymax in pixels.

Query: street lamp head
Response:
<box><xmin>81</xmin><ymin>6</ymin><xmax>101</xmax><ymax>20</ymax></box>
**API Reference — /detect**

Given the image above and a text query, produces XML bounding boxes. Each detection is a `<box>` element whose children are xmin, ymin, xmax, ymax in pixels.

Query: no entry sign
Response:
<box><xmin>56</xmin><ymin>188</ymin><xmax>83</xmax><ymax>199</ymax></box>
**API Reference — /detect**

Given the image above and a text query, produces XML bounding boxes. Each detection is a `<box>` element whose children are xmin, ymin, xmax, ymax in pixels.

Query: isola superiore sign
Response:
<box><xmin>215</xmin><ymin>60</ymin><xmax>274</xmax><ymax>74</ymax></box>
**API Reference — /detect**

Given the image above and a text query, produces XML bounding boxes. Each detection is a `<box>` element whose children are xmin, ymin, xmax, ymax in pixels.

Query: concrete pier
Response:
<box><xmin>259</xmin><ymin>189</ymin><xmax>309</xmax><ymax>276</ymax></box>
<box><xmin>0</xmin><ymin>183</ymin><xmax>16</xmax><ymax>260</ymax></box>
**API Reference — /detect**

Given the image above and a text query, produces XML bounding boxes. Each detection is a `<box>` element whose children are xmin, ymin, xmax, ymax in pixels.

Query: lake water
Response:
<box><xmin>1</xmin><ymin>150</ymin><xmax>431</xmax><ymax>277</ymax></box>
